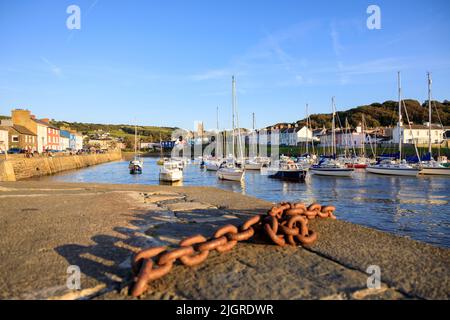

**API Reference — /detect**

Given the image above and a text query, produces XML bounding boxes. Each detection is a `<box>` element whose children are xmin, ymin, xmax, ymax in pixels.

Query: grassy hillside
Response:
<box><xmin>50</xmin><ymin>120</ymin><xmax>176</xmax><ymax>142</ymax></box>
<box><xmin>274</xmin><ymin>100</ymin><xmax>450</xmax><ymax>129</ymax></box>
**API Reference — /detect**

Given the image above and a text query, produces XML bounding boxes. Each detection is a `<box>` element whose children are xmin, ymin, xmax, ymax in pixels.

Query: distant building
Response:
<box><xmin>0</xmin><ymin>126</ymin><xmax>9</xmax><ymax>152</ymax></box>
<box><xmin>295</xmin><ymin>126</ymin><xmax>314</xmax><ymax>145</ymax></box>
<box><xmin>59</xmin><ymin>130</ymin><xmax>71</xmax><ymax>151</ymax></box>
<box><xmin>392</xmin><ymin>123</ymin><xmax>448</xmax><ymax>145</ymax></box>
<box><xmin>8</xmin><ymin>125</ymin><xmax>37</xmax><ymax>151</ymax></box>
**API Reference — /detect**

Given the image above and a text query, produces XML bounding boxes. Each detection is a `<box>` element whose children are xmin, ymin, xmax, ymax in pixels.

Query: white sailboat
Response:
<box><xmin>309</xmin><ymin>97</ymin><xmax>354</xmax><ymax>177</ymax></box>
<box><xmin>129</xmin><ymin>123</ymin><xmax>143</xmax><ymax>174</ymax></box>
<box><xmin>419</xmin><ymin>73</ymin><xmax>450</xmax><ymax>176</ymax></box>
<box><xmin>244</xmin><ymin>113</ymin><xmax>270</xmax><ymax>170</ymax></box>
<box><xmin>217</xmin><ymin>76</ymin><xmax>245</xmax><ymax>182</ymax></box>
<box><xmin>366</xmin><ymin>72</ymin><xmax>421</xmax><ymax>176</ymax></box>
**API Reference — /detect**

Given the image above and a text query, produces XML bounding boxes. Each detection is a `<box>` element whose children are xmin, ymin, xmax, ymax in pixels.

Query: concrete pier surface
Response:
<box><xmin>0</xmin><ymin>181</ymin><xmax>448</xmax><ymax>300</ymax></box>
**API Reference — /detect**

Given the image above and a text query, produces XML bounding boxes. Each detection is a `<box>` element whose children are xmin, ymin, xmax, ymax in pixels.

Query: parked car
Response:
<box><xmin>8</xmin><ymin>148</ymin><xmax>23</xmax><ymax>154</ymax></box>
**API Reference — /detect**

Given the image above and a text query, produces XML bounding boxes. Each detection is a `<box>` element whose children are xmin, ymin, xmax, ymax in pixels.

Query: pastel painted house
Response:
<box><xmin>60</xmin><ymin>130</ymin><xmax>70</xmax><ymax>151</ymax></box>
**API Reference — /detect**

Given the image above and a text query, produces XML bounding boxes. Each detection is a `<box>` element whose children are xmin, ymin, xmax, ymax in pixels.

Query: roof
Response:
<box><xmin>407</xmin><ymin>124</ymin><xmax>446</xmax><ymax>130</ymax></box>
<box><xmin>33</xmin><ymin>118</ymin><xmax>59</xmax><ymax>130</ymax></box>
<box><xmin>60</xmin><ymin>130</ymin><xmax>71</xmax><ymax>138</ymax></box>
<box><xmin>12</xmin><ymin>125</ymin><xmax>37</xmax><ymax>136</ymax></box>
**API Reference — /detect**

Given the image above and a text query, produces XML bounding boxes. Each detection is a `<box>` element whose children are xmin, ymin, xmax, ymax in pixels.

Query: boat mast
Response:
<box><xmin>134</xmin><ymin>123</ymin><xmax>137</xmax><ymax>157</ymax></box>
<box><xmin>428</xmin><ymin>72</ymin><xmax>432</xmax><ymax>156</ymax></box>
<box><xmin>231</xmin><ymin>76</ymin><xmax>236</xmax><ymax>160</ymax></box>
<box><xmin>398</xmin><ymin>71</ymin><xmax>403</xmax><ymax>161</ymax></box>
<box><xmin>306</xmin><ymin>104</ymin><xmax>309</xmax><ymax>155</ymax></box>
<box><xmin>362</xmin><ymin>114</ymin><xmax>366</xmax><ymax>158</ymax></box>
<box><xmin>331</xmin><ymin>97</ymin><xmax>336</xmax><ymax>157</ymax></box>
<box><xmin>216</xmin><ymin>106</ymin><xmax>220</xmax><ymax>159</ymax></box>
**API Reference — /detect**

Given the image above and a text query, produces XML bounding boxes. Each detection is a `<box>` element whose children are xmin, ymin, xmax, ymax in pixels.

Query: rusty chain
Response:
<box><xmin>130</xmin><ymin>202</ymin><xmax>336</xmax><ymax>297</ymax></box>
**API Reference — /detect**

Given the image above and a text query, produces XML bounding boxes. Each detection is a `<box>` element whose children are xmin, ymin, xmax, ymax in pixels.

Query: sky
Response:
<box><xmin>1</xmin><ymin>0</ymin><xmax>449</xmax><ymax>131</ymax></box>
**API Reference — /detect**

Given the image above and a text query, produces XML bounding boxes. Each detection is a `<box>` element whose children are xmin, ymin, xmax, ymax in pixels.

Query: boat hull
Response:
<box><xmin>244</xmin><ymin>163</ymin><xmax>262</xmax><ymax>170</ymax></box>
<box><xmin>268</xmin><ymin>170</ymin><xmax>307</xmax><ymax>181</ymax></box>
<box><xmin>366</xmin><ymin>166</ymin><xmax>420</xmax><ymax>176</ymax></box>
<box><xmin>309</xmin><ymin>168</ymin><xmax>354</xmax><ymax>177</ymax></box>
<box><xmin>205</xmin><ymin>163</ymin><xmax>220</xmax><ymax>171</ymax></box>
<box><xmin>420</xmin><ymin>167</ymin><xmax>450</xmax><ymax>175</ymax></box>
<box><xmin>159</xmin><ymin>171</ymin><xmax>183</xmax><ymax>182</ymax></box>
<box><xmin>217</xmin><ymin>169</ymin><xmax>245</xmax><ymax>181</ymax></box>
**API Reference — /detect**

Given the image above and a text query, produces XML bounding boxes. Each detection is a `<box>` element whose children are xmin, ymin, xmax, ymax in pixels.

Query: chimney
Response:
<box><xmin>41</xmin><ymin>118</ymin><xmax>50</xmax><ymax>123</ymax></box>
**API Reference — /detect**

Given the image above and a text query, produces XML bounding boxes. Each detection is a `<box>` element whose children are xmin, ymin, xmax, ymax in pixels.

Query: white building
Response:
<box><xmin>295</xmin><ymin>126</ymin><xmax>314</xmax><ymax>144</ymax></box>
<box><xmin>74</xmin><ymin>133</ymin><xmax>83</xmax><ymax>150</ymax></box>
<box><xmin>33</xmin><ymin>119</ymin><xmax>49</xmax><ymax>153</ymax></box>
<box><xmin>0</xmin><ymin>126</ymin><xmax>9</xmax><ymax>152</ymax></box>
<box><xmin>392</xmin><ymin>123</ymin><xmax>447</xmax><ymax>145</ymax></box>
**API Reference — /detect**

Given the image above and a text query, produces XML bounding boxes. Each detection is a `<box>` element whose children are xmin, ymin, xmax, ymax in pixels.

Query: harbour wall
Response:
<box><xmin>0</xmin><ymin>151</ymin><xmax>122</xmax><ymax>181</ymax></box>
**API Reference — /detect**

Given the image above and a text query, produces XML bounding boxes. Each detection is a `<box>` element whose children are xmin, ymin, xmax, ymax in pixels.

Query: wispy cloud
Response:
<box><xmin>190</xmin><ymin>68</ymin><xmax>232</xmax><ymax>81</ymax></box>
<box><xmin>40</xmin><ymin>57</ymin><xmax>62</xmax><ymax>77</ymax></box>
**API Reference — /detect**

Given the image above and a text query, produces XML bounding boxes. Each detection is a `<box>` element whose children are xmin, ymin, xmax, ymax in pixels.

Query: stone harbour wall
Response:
<box><xmin>0</xmin><ymin>151</ymin><xmax>122</xmax><ymax>181</ymax></box>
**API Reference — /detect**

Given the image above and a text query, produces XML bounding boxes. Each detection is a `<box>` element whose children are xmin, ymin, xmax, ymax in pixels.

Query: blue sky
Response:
<box><xmin>1</xmin><ymin>0</ymin><xmax>449</xmax><ymax>130</ymax></box>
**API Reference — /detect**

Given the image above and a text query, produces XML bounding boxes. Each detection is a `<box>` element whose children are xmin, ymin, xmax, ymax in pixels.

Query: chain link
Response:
<box><xmin>130</xmin><ymin>202</ymin><xmax>336</xmax><ymax>297</ymax></box>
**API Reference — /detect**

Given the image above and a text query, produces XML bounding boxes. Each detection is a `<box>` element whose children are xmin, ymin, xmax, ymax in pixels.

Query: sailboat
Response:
<box><xmin>418</xmin><ymin>73</ymin><xmax>450</xmax><ymax>175</ymax></box>
<box><xmin>244</xmin><ymin>113</ymin><xmax>270</xmax><ymax>170</ymax></box>
<box><xmin>366</xmin><ymin>72</ymin><xmax>422</xmax><ymax>176</ymax></box>
<box><xmin>309</xmin><ymin>97</ymin><xmax>354</xmax><ymax>177</ymax></box>
<box><xmin>129</xmin><ymin>124</ymin><xmax>143</xmax><ymax>174</ymax></box>
<box><xmin>217</xmin><ymin>76</ymin><xmax>245</xmax><ymax>182</ymax></box>
<box><xmin>205</xmin><ymin>106</ymin><xmax>223</xmax><ymax>171</ymax></box>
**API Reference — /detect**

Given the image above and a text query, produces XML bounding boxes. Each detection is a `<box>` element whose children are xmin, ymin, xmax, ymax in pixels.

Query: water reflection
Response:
<box><xmin>33</xmin><ymin>158</ymin><xmax>450</xmax><ymax>248</ymax></box>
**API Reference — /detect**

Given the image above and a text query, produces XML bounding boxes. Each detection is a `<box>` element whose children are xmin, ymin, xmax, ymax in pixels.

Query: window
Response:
<box><xmin>12</xmin><ymin>136</ymin><xmax>19</xmax><ymax>142</ymax></box>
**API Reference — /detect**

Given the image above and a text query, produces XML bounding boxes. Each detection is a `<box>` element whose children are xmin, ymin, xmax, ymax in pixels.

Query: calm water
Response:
<box><xmin>34</xmin><ymin>158</ymin><xmax>450</xmax><ymax>248</ymax></box>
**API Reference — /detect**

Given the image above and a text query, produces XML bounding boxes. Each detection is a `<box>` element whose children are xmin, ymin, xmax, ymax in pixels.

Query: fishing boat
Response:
<box><xmin>217</xmin><ymin>76</ymin><xmax>245</xmax><ymax>182</ymax></box>
<box><xmin>366</xmin><ymin>72</ymin><xmax>421</xmax><ymax>176</ymax></box>
<box><xmin>159</xmin><ymin>161</ymin><xmax>183</xmax><ymax>182</ymax></box>
<box><xmin>129</xmin><ymin>124</ymin><xmax>143</xmax><ymax>174</ymax></box>
<box><xmin>266</xmin><ymin>160</ymin><xmax>307</xmax><ymax>181</ymax></box>
<box><xmin>309</xmin><ymin>97</ymin><xmax>354</xmax><ymax>177</ymax></box>
<box><xmin>416</xmin><ymin>73</ymin><xmax>450</xmax><ymax>176</ymax></box>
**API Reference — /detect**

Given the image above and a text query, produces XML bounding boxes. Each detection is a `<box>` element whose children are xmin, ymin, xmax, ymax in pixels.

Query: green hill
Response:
<box><xmin>275</xmin><ymin>100</ymin><xmax>450</xmax><ymax>129</ymax></box>
<box><xmin>50</xmin><ymin>120</ymin><xmax>176</xmax><ymax>142</ymax></box>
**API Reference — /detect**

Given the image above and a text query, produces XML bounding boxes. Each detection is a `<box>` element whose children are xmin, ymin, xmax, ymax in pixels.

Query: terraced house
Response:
<box><xmin>8</xmin><ymin>124</ymin><xmax>37</xmax><ymax>152</ymax></box>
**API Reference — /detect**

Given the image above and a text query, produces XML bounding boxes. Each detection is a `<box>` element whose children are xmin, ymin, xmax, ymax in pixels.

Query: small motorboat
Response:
<box><xmin>159</xmin><ymin>161</ymin><xmax>183</xmax><ymax>182</ymax></box>
<box><xmin>129</xmin><ymin>158</ymin><xmax>143</xmax><ymax>174</ymax></box>
<box><xmin>266</xmin><ymin>160</ymin><xmax>307</xmax><ymax>181</ymax></box>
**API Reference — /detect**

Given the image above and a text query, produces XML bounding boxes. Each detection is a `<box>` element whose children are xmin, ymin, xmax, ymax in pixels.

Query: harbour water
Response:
<box><xmin>33</xmin><ymin>158</ymin><xmax>450</xmax><ymax>248</ymax></box>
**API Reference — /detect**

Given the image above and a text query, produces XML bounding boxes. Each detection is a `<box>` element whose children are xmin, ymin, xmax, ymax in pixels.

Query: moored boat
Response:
<box><xmin>159</xmin><ymin>161</ymin><xmax>183</xmax><ymax>182</ymax></box>
<box><xmin>366</xmin><ymin>160</ymin><xmax>421</xmax><ymax>176</ymax></box>
<box><xmin>267</xmin><ymin>160</ymin><xmax>307</xmax><ymax>181</ymax></box>
<box><xmin>309</xmin><ymin>158</ymin><xmax>354</xmax><ymax>177</ymax></box>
